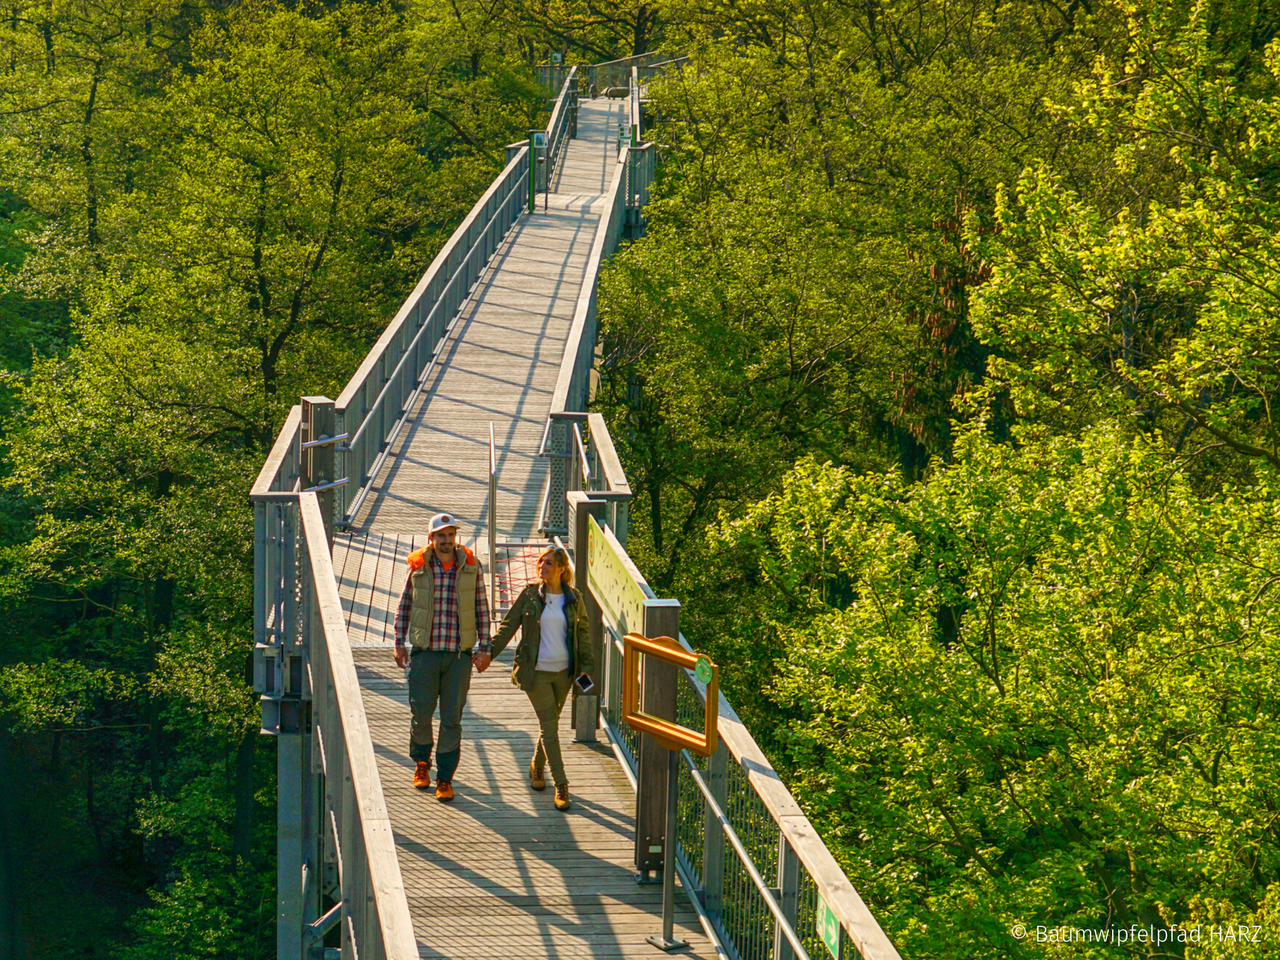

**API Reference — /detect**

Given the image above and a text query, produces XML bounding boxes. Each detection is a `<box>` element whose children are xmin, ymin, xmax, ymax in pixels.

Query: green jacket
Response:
<box><xmin>491</xmin><ymin>583</ymin><xmax>594</xmax><ymax>692</ymax></box>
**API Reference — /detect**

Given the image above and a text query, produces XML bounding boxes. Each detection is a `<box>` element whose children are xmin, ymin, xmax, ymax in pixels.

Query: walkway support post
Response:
<box><xmin>648</xmin><ymin>745</ymin><xmax>687</xmax><ymax>952</ymax></box>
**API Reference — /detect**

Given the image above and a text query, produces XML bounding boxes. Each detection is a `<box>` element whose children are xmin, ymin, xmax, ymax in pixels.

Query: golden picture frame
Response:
<box><xmin>622</xmin><ymin>632</ymin><xmax>719</xmax><ymax>757</ymax></box>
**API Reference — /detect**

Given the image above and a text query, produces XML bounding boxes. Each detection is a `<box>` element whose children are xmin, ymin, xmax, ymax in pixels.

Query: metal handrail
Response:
<box><xmin>301</xmin><ymin>431</ymin><xmax>349</xmax><ymax>451</ymax></box>
<box><xmin>344</xmin><ymin>149</ymin><xmax>528</xmax><ymax>457</ymax></box>
<box><xmin>544</xmin><ymin>67</ymin><xmax>578</xmax><ymax>186</ymax></box>
<box><xmin>339</xmin><ymin>170</ymin><xmax>521</xmax><ymax>523</ymax></box>
<box><xmin>683</xmin><ymin>753</ymin><xmax>813</xmax><ymax>960</ymax></box>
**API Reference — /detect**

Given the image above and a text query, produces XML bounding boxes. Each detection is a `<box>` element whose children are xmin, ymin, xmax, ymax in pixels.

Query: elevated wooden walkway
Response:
<box><xmin>351</xmin><ymin>99</ymin><xmax>625</xmax><ymax>544</ymax></box>
<box><xmin>331</xmin><ymin>99</ymin><xmax>717</xmax><ymax>959</ymax></box>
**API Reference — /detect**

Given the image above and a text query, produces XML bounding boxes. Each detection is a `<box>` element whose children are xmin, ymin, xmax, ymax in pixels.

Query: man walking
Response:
<box><xmin>393</xmin><ymin>513</ymin><xmax>493</xmax><ymax>801</ymax></box>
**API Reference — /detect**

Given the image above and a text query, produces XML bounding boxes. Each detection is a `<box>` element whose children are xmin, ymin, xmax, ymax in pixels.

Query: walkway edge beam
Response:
<box><xmin>301</xmin><ymin>492</ymin><xmax>419</xmax><ymax>960</ymax></box>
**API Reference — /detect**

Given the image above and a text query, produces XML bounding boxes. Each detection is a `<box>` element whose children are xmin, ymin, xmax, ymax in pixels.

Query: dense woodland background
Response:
<box><xmin>1</xmin><ymin>0</ymin><xmax>1279</xmax><ymax>956</ymax></box>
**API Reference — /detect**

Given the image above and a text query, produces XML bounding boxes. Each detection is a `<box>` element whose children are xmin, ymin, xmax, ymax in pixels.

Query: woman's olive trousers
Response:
<box><xmin>528</xmin><ymin>670</ymin><xmax>574</xmax><ymax>787</ymax></box>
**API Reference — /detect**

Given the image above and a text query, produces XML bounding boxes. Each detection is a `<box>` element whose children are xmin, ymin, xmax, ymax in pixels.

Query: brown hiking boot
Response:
<box><xmin>435</xmin><ymin>780</ymin><xmax>454</xmax><ymax>802</ymax></box>
<box><xmin>554</xmin><ymin>784</ymin><xmax>570</xmax><ymax>811</ymax></box>
<box><xmin>412</xmin><ymin>762</ymin><xmax>431</xmax><ymax>790</ymax></box>
<box><xmin>529</xmin><ymin>762</ymin><xmax>546</xmax><ymax>791</ymax></box>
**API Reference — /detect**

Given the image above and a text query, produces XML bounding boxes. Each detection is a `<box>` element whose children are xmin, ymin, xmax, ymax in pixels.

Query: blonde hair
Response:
<box><xmin>539</xmin><ymin>546</ymin><xmax>573</xmax><ymax>587</ymax></box>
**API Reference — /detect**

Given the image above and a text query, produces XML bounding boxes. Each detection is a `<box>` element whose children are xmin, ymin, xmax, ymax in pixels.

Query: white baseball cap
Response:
<box><xmin>428</xmin><ymin>513</ymin><xmax>458</xmax><ymax>536</ymax></box>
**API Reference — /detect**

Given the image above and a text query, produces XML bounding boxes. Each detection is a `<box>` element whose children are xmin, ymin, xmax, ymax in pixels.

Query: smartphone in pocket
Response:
<box><xmin>575</xmin><ymin>674</ymin><xmax>595</xmax><ymax>694</ymax></box>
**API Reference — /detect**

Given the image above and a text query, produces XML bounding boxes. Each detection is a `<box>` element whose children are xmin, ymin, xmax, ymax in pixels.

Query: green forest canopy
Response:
<box><xmin>2</xmin><ymin>0</ymin><xmax>1279</xmax><ymax>957</ymax></box>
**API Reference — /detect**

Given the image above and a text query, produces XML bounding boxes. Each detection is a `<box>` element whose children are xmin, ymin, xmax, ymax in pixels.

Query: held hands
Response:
<box><xmin>472</xmin><ymin>652</ymin><xmax>492</xmax><ymax>673</ymax></box>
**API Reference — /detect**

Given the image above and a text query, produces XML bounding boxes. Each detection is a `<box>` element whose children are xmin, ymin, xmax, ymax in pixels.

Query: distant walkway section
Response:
<box><xmin>352</xmin><ymin>99</ymin><xmax>627</xmax><ymax>544</ymax></box>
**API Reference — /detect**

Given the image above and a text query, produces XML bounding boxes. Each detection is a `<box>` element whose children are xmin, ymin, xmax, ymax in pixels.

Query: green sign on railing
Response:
<box><xmin>694</xmin><ymin>655</ymin><xmax>713</xmax><ymax>684</ymax></box>
<box><xmin>817</xmin><ymin>894</ymin><xmax>842</xmax><ymax>959</ymax></box>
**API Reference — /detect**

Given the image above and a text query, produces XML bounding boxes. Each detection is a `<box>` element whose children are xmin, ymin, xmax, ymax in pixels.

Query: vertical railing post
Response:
<box><xmin>702</xmin><ymin>741</ymin><xmax>729</xmax><ymax>919</ymax></box>
<box><xmin>489</xmin><ymin>421</ymin><xmax>498</xmax><ymax>611</ymax></box>
<box><xmin>301</xmin><ymin>397</ymin><xmax>337</xmax><ymax>546</ymax></box>
<box><xmin>634</xmin><ymin>600</ymin><xmax>681</xmax><ymax>879</ymax></box>
<box><xmin>333</xmin><ymin>404</ymin><xmax>349</xmax><ymax>522</ymax></box>
<box><xmin>614</xmin><ymin>499</ymin><xmax>630</xmax><ymax>548</ymax></box>
<box><xmin>569</xmin><ymin>492</ymin><xmax>607</xmax><ymax>742</ymax></box>
<box><xmin>774</xmin><ymin>835</ymin><xmax>801</xmax><ymax>960</ymax></box>
<box><xmin>528</xmin><ymin>129</ymin><xmax>539</xmax><ymax>212</ymax></box>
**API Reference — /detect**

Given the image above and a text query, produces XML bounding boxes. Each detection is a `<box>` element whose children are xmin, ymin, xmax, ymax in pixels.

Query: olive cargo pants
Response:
<box><xmin>528</xmin><ymin>670</ymin><xmax>574</xmax><ymax>787</ymax></box>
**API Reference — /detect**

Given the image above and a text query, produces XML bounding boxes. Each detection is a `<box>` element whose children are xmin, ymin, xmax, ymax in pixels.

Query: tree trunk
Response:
<box><xmin>234</xmin><ymin>726</ymin><xmax>255</xmax><ymax>864</ymax></box>
<box><xmin>86</xmin><ymin>744</ymin><xmax>106</xmax><ymax>861</ymax></box>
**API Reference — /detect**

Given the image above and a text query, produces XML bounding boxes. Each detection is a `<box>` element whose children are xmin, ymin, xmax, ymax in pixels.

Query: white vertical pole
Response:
<box><xmin>489</xmin><ymin>422</ymin><xmax>498</xmax><ymax>610</ymax></box>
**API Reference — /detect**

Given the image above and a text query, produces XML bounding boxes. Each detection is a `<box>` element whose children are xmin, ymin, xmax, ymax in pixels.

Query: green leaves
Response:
<box><xmin>971</xmin><ymin>10</ymin><xmax>1280</xmax><ymax>471</ymax></box>
<box><xmin>708</xmin><ymin>425</ymin><xmax>1280</xmax><ymax>956</ymax></box>
<box><xmin>0</xmin><ymin>659</ymin><xmax>137</xmax><ymax>730</ymax></box>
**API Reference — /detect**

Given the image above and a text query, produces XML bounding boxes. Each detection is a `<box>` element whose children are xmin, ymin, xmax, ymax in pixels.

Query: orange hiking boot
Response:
<box><xmin>554</xmin><ymin>784</ymin><xmax>571</xmax><ymax>811</ymax></box>
<box><xmin>435</xmin><ymin>780</ymin><xmax>454</xmax><ymax>802</ymax></box>
<box><xmin>412</xmin><ymin>762</ymin><xmax>431</xmax><ymax>790</ymax></box>
<box><xmin>529</xmin><ymin>762</ymin><xmax>546</xmax><ymax>791</ymax></box>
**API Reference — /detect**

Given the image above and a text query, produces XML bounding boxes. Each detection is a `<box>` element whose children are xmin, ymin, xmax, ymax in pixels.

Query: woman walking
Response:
<box><xmin>491</xmin><ymin>546</ymin><xmax>594</xmax><ymax>810</ymax></box>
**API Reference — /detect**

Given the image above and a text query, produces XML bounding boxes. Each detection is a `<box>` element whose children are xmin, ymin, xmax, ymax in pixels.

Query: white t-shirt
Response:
<box><xmin>536</xmin><ymin>591</ymin><xmax>570</xmax><ymax>672</ymax></box>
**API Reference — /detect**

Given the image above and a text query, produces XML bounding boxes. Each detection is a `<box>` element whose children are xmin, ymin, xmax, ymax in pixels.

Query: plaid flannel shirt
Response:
<box><xmin>394</xmin><ymin>551</ymin><xmax>491</xmax><ymax>656</ymax></box>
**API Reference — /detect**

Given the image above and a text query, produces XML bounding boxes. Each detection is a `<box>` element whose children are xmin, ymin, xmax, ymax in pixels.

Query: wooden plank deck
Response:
<box><xmin>348</xmin><ymin>642</ymin><xmax>715</xmax><ymax>959</ymax></box>
<box><xmin>332</xmin><ymin>99</ymin><xmax>722</xmax><ymax>959</ymax></box>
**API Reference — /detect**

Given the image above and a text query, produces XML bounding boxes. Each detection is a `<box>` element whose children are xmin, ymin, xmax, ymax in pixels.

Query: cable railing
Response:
<box><xmin>250</xmin><ymin>410</ymin><xmax>417</xmax><ymax>960</ymax></box>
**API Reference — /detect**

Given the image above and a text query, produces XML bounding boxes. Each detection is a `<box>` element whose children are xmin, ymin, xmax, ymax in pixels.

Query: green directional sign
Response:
<box><xmin>816</xmin><ymin>894</ymin><xmax>842</xmax><ymax>959</ymax></box>
<box><xmin>694</xmin><ymin>655</ymin><xmax>713</xmax><ymax>684</ymax></box>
